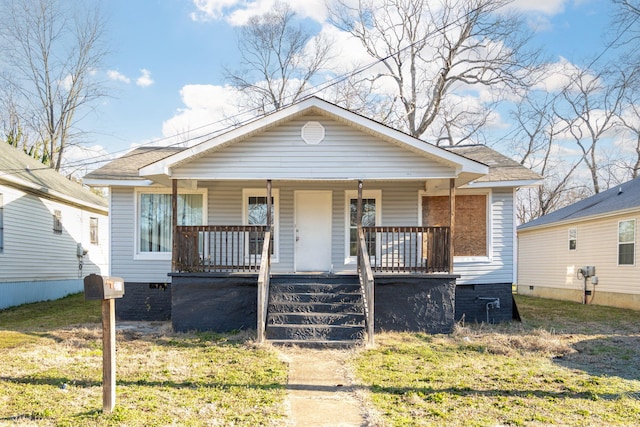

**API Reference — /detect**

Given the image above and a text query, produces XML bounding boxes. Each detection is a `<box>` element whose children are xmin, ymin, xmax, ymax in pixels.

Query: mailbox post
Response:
<box><xmin>84</xmin><ymin>274</ymin><xmax>124</xmax><ymax>413</ymax></box>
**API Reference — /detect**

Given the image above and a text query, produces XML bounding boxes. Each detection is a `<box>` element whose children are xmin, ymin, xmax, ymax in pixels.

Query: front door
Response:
<box><xmin>295</xmin><ymin>191</ymin><xmax>332</xmax><ymax>272</ymax></box>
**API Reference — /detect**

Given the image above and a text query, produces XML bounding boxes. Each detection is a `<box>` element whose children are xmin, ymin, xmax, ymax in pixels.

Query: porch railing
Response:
<box><xmin>361</xmin><ymin>226</ymin><xmax>451</xmax><ymax>273</ymax></box>
<box><xmin>357</xmin><ymin>227</ymin><xmax>375</xmax><ymax>346</ymax></box>
<box><xmin>174</xmin><ymin>225</ymin><xmax>271</xmax><ymax>273</ymax></box>
<box><xmin>256</xmin><ymin>231</ymin><xmax>271</xmax><ymax>344</ymax></box>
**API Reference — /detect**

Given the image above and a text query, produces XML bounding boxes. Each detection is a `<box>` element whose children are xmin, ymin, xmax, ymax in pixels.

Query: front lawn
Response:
<box><xmin>354</xmin><ymin>295</ymin><xmax>640</xmax><ymax>426</ymax></box>
<box><xmin>0</xmin><ymin>293</ymin><xmax>287</xmax><ymax>426</ymax></box>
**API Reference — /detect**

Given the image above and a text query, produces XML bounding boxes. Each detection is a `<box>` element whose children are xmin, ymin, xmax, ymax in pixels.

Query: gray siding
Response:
<box><xmin>110</xmin><ymin>187</ymin><xmax>171</xmax><ymax>283</ymax></box>
<box><xmin>173</xmin><ymin>115</ymin><xmax>454</xmax><ymax>180</ymax></box>
<box><xmin>110</xmin><ymin>183</ymin><xmax>517</xmax><ymax>284</ymax></box>
<box><xmin>454</xmin><ymin>188</ymin><xmax>515</xmax><ymax>285</ymax></box>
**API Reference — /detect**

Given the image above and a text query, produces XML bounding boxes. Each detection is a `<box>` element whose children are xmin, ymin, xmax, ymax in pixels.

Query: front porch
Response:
<box><xmin>170</xmin><ymin>223</ymin><xmax>456</xmax><ymax>346</ymax></box>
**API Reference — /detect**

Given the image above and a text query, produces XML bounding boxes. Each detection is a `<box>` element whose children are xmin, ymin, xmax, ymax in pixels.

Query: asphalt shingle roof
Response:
<box><xmin>518</xmin><ymin>176</ymin><xmax>640</xmax><ymax>230</ymax></box>
<box><xmin>443</xmin><ymin>145</ymin><xmax>543</xmax><ymax>183</ymax></box>
<box><xmin>0</xmin><ymin>142</ymin><xmax>107</xmax><ymax>210</ymax></box>
<box><xmin>84</xmin><ymin>146</ymin><xmax>185</xmax><ymax>180</ymax></box>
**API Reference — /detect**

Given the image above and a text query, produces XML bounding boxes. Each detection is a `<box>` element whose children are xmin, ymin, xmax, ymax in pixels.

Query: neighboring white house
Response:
<box><xmin>0</xmin><ymin>142</ymin><xmax>108</xmax><ymax>309</ymax></box>
<box><xmin>84</xmin><ymin>97</ymin><xmax>541</xmax><ymax>324</ymax></box>
<box><xmin>517</xmin><ymin>176</ymin><xmax>640</xmax><ymax>309</ymax></box>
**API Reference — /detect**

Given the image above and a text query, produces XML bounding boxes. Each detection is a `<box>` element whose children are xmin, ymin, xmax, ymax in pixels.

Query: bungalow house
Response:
<box><xmin>0</xmin><ymin>142</ymin><xmax>108</xmax><ymax>309</ymax></box>
<box><xmin>517</xmin><ymin>176</ymin><xmax>640</xmax><ymax>309</ymax></box>
<box><xmin>84</xmin><ymin>97</ymin><xmax>541</xmax><ymax>344</ymax></box>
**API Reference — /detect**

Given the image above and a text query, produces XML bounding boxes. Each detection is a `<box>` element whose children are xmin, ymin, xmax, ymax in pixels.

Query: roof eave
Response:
<box><xmin>518</xmin><ymin>206</ymin><xmax>640</xmax><ymax>232</ymax></box>
<box><xmin>1</xmin><ymin>174</ymin><xmax>107</xmax><ymax>214</ymax></box>
<box><xmin>463</xmin><ymin>179</ymin><xmax>544</xmax><ymax>189</ymax></box>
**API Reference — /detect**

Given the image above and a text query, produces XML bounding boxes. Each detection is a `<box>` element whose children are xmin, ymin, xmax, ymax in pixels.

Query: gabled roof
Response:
<box><xmin>444</xmin><ymin>145</ymin><xmax>543</xmax><ymax>186</ymax></box>
<box><xmin>84</xmin><ymin>98</ymin><xmax>540</xmax><ymax>189</ymax></box>
<box><xmin>518</xmin><ymin>176</ymin><xmax>640</xmax><ymax>231</ymax></box>
<box><xmin>138</xmin><ymin>97</ymin><xmax>488</xmax><ymax>179</ymax></box>
<box><xmin>0</xmin><ymin>142</ymin><xmax>107</xmax><ymax>213</ymax></box>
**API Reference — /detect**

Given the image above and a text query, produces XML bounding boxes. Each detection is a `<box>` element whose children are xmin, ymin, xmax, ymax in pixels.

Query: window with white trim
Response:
<box><xmin>618</xmin><ymin>219</ymin><xmax>635</xmax><ymax>266</ymax></box>
<box><xmin>345</xmin><ymin>190</ymin><xmax>381</xmax><ymax>259</ymax></box>
<box><xmin>90</xmin><ymin>217</ymin><xmax>99</xmax><ymax>245</ymax></box>
<box><xmin>53</xmin><ymin>210</ymin><xmax>62</xmax><ymax>234</ymax></box>
<box><xmin>136</xmin><ymin>190</ymin><xmax>205</xmax><ymax>257</ymax></box>
<box><xmin>568</xmin><ymin>228</ymin><xmax>577</xmax><ymax>251</ymax></box>
<box><xmin>243</xmin><ymin>189</ymin><xmax>279</xmax><ymax>260</ymax></box>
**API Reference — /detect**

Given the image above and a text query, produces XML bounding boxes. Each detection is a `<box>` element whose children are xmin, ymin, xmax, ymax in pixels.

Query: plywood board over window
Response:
<box><xmin>422</xmin><ymin>195</ymin><xmax>487</xmax><ymax>257</ymax></box>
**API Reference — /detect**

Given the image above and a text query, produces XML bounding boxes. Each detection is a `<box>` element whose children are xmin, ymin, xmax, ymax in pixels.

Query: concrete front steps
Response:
<box><xmin>266</xmin><ymin>275</ymin><xmax>366</xmax><ymax>347</ymax></box>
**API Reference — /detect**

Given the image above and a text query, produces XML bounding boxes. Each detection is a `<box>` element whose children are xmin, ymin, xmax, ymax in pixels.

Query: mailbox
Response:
<box><xmin>84</xmin><ymin>274</ymin><xmax>125</xmax><ymax>300</ymax></box>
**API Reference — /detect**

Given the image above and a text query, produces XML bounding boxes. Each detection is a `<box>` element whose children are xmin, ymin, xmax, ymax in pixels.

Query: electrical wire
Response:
<box><xmin>2</xmin><ymin>2</ymin><xmax>636</xmax><ymax>177</ymax></box>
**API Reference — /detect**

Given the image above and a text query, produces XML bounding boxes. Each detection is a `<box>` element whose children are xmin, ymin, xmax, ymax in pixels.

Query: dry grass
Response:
<box><xmin>0</xmin><ymin>294</ymin><xmax>288</xmax><ymax>426</ymax></box>
<box><xmin>353</xmin><ymin>295</ymin><xmax>640</xmax><ymax>426</ymax></box>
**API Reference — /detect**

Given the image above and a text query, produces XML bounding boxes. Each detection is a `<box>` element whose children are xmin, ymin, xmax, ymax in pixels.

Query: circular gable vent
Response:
<box><xmin>301</xmin><ymin>121</ymin><xmax>325</xmax><ymax>145</ymax></box>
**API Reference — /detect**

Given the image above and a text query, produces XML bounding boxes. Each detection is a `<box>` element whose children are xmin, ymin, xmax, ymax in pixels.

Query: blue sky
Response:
<box><xmin>77</xmin><ymin>0</ymin><xmax>616</xmax><ymax>170</ymax></box>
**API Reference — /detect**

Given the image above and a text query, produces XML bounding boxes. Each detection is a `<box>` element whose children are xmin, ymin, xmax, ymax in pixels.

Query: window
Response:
<box><xmin>90</xmin><ymin>217</ymin><xmax>99</xmax><ymax>245</ymax></box>
<box><xmin>0</xmin><ymin>194</ymin><xmax>3</xmax><ymax>253</ymax></box>
<box><xmin>568</xmin><ymin>228</ymin><xmax>577</xmax><ymax>251</ymax></box>
<box><xmin>53</xmin><ymin>210</ymin><xmax>62</xmax><ymax>234</ymax></box>
<box><xmin>422</xmin><ymin>194</ymin><xmax>488</xmax><ymax>258</ymax></box>
<box><xmin>137</xmin><ymin>191</ymin><xmax>204</xmax><ymax>255</ymax></box>
<box><xmin>243</xmin><ymin>189</ymin><xmax>278</xmax><ymax>259</ymax></box>
<box><xmin>618</xmin><ymin>219</ymin><xmax>635</xmax><ymax>266</ymax></box>
<box><xmin>345</xmin><ymin>190</ymin><xmax>381</xmax><ymax>258</ymax></box>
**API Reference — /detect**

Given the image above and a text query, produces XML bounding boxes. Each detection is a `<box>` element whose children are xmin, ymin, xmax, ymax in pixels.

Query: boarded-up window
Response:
<box><xmin>422</xmin><ymin>195</ymin><xmax>487</xmax><ymax>257</ymax></box>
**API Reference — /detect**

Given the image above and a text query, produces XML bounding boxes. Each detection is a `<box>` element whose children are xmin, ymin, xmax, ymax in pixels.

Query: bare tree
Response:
<box><xmin>555</xmin><ymin>70</ymin><xmax>626</xmax><ymax>194</ymax></box>
<box><xmin>224</xmin><ymin>1</ymin><xmax>333</xmax><ymax>113</ymax></box>
<box><xmin>0</xmin><ymin>0</ymin><xmax>107</xmax><ymax>171</ymax></box>
<box><xmin>509</xmin><ymin>91</ymin><xmax>593</xmax><ymax>223</ymax></box>
<box><xmin>327</xmin><ymin>0</ymin><xmax>537</xmax><ymax>142</ymax></box>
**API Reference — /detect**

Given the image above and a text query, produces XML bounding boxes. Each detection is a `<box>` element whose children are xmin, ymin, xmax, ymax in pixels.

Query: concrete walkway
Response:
<box><xmin>281</xmin><ymin>348</ymin><xmax>371</xmax><ymax>427</ymax></box>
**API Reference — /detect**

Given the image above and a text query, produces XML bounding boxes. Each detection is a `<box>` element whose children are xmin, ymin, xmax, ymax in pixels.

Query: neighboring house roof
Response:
<box><xmin>444</xmin><ymin>145</ymin><xmax>543</xmax><ymax>186</ymax></box>
<box><xmin>0</xmin><ymin>142</ymin><xmax>107</xmax><ymax>213</ymax></box>
<box><xmin>518</xmin><ymin>176</ymin><xmax>640</xmax><ymax>231</ymax></box>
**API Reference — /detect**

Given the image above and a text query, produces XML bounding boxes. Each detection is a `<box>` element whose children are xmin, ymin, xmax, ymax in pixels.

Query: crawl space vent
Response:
<box><xmin>301</xmin><ymin>121</ymin><xmax>325</xmax><ymax>145</ymax></box>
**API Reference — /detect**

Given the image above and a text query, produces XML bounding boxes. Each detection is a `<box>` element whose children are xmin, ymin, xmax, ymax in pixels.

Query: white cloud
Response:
<box><xmin>530</xmin><ymin>57</ymin><xmax>598</xmax><ymax>92</ymax></box>
<box><xmin>107</xmin><ymin>70</ymin><xmax>131</xmax><ymax>84</ymax></box>
<box><xmin>505</xmin><ymin>0</ymin><xmax>568</xmax><ymax>15</ymax></box>
<box><xmin>61</xmin><ymin>74</ymin><xmax>74</xmax><ymax>91</ymax></box>
<box><xmin>161</xmin><ymin>84</ymin><xmax>252</xmax><ymax>145</ymax></box>
<box><xmin>136</xmin><ymin>69</ymin><xmax>154</xmax><ymax>87</ymax></box>
<box><xmin>191</xmin><ymin>0</ymin><xmax>327</xmax><ymax>25</ymax></box>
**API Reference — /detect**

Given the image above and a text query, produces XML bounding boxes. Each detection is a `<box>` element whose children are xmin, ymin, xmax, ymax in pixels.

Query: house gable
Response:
<box><xmin>170</xmin><ymin>113</ymin><xmax>459</xmax><ymax>181</ymax></box>
<box><xmin>139</xmin><ymin>97</ymin><xmax>488</xmax><ymax>185</ymax></box>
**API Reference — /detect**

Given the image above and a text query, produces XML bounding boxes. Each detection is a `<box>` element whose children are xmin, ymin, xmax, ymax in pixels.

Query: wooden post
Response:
<box><xmin>449</xmin><ymin>178</ymin><xmax>456</xmax><ymax>273</ymax></box>
<box><xmin>102</xmin><ymin>299</ymin><xmax>116</xmax><ymax>412</ymax></box>
<box><xmin>266</xmin><ymin>180</ymin><xmax>272</xmax><ymax>228</ymax></box>
<box><xmin>357</xmin><ymin>180</ymin><xmax>363</xmax><ymax>261</ymax></box>
<box><xmin>171</xmin><ymin>179</ymin><xmax>178</xmax><ymax>272</ymax></box>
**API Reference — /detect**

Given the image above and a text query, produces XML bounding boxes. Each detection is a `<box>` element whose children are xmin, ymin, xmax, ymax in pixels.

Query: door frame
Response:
<box><xmin>294</xmin><ymin>190</ymin><xmax>333</xmax><ymax>272</ymax></box>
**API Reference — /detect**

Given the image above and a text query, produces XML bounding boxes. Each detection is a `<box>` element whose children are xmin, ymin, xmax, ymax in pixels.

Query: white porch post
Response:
<box><xmin>171</xmin><ymin>179</ymin><xmax>178</xmax><ymax>272</ymax></box>
<box><xmin>449</xmin><ymin>178</ymin><xmax>455</xmax><ymax>273</ymax></box>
